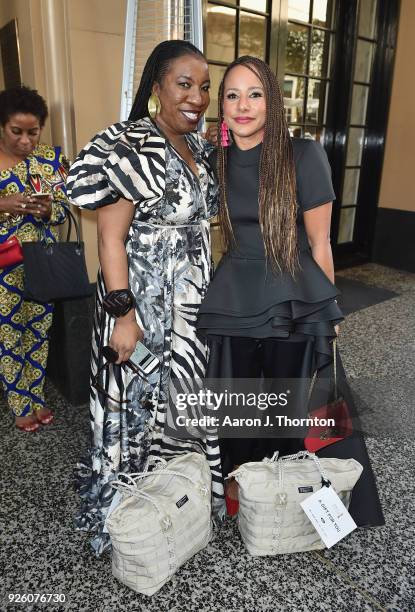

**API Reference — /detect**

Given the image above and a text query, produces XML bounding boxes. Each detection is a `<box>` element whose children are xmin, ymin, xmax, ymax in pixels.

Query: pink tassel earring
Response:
<box><xmin>220</xmin><ymin>121</ymin><xmax>230</xmax><ymax>147</ymax></box>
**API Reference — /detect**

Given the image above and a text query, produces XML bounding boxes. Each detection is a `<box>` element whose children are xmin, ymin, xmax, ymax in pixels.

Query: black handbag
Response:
<box><xmin>22</xmin><ymin>205</ymin><xmax>92</xmax><ymax>302</ymax></box>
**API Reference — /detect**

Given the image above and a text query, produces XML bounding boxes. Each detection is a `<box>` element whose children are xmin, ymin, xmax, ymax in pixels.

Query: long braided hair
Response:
<box><xmin>217</xmin><ymin>56</ymin><xmax>299</xmax><ymax>275</ymax></box>
<box><xmin>129</xmin><ymin>40</ymin><xmax>205</xmax><ymax>121</ymax></box>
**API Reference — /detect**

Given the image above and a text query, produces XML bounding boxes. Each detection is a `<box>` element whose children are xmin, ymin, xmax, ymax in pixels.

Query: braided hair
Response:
<box><xmin>129</xmin><ymin>40</ymin><xmax>205</xmax><ymax>121</ymax></box>
<box><xmin>217</xmin><ymin>56</ymin><xmax>299</xmax><ymax>276</ymax></box>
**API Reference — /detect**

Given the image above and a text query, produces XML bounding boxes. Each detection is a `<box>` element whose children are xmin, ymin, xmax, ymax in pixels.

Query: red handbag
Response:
<box><xmin>304</xmin><ymin>339</ymin><xmax>352</xmax><ymax>452</ymax></box>
<box><xmin>0</xmin><ymin>236</ymin><xmax>24</xmax><ymax>269</ymax></box>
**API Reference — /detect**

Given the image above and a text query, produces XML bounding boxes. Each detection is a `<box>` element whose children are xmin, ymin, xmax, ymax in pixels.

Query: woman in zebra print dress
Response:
<box><xmin>67</xmin><ymin>41</ymin><xmax>221</xmax><ymax>555</ymax></box>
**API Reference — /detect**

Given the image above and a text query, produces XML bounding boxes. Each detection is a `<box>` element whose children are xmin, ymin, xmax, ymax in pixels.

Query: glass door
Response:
<box><xmin>281</xmin><ymin>0</ymin><xmax>400</xmax><ymax>265</ymax></box>
<box><xmin>283</xmin><ymin>0</ymin><xmax>336</xmax><ymax>141</ymax></box>
<box><xmin>337</xmin><ymin>0</ymin><xmax>378</xmax><ymax>246</ymax></box>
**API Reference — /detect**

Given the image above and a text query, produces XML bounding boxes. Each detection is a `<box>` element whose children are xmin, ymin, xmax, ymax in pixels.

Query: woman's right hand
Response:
<box><xmin>109</xmin><ymin>314</ymin><xmax>144</xmax><ymax>364</ymax></box>
<box><xmin>203</xmin><ymin>125</ymin><xmax>218</xmax><ymax>146</ymax></box>
<box><xmin>0</xmin><ymin>193</ymin><xmax>38</xmax><ymax>216</ymax></box>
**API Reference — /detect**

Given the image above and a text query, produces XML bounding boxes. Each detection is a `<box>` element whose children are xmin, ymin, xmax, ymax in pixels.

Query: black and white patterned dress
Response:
<box><xmin>67</xmin><ymin>117</ymin><xmax>220</xmax><ymax>555</ymax></box>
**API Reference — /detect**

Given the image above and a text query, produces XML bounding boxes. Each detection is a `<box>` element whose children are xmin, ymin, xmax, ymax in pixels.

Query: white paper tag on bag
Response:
<box><xmin>102</xmin><ymin>490</ymin><xmax>122</xmax><ymax>533</ymax></box>
<box><xmin>300</xmin><ymin>485</ymin><xmax>357</xmax><ymax>548</ymax></box>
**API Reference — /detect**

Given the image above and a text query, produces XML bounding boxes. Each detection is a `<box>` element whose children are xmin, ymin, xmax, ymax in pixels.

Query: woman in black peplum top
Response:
<box><xmin>197</xmin><ymin>56</ymin><xmax>384</xmax><ymax>528</ymax></box>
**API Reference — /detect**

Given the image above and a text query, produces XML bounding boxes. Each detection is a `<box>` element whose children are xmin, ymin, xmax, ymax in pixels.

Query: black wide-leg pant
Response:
<box><xmin>220</xmin><ymin>336</ymin><xmax>315</xmax><ymax>468</ymax></box>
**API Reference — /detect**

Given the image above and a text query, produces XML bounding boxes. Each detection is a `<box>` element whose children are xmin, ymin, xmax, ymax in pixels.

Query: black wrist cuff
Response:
<box><xmin>102</xmin><ymin>288</ymin><xmax>135</xmax><ymax>318</ymax></box>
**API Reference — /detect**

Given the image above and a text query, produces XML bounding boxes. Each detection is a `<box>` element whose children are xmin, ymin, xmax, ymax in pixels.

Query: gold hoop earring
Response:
<box><xmin>147</xmin><ymin>93</ymin><xmax>161</xmax><ymax>119</ymax></box>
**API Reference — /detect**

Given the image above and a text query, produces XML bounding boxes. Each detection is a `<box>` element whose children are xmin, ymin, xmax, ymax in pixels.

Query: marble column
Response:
<box><xmin>40</xmin><ymin>0</ymin><xmax>76</xmax><ymax>161</ymax></box>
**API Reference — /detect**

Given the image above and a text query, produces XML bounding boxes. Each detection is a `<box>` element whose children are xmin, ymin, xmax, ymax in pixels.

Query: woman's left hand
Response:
<box><xmin>27</xmin><ymin>195</ymin><xmax>52</xmax><ymax>219</ymax></box>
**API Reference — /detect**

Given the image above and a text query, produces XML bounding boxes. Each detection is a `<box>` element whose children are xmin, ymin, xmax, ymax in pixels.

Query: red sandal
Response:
<box><xmin>16</xmin><ymin>418</ymin><xmax>40</xmax><ymax>433</ymax></box>
<box><xmin>36</xmin><ymin>410</ymin><xmax>54</xmax><ymax>425</ymax></box>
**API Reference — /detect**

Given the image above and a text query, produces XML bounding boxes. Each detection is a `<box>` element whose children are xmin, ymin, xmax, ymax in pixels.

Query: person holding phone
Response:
<box><xmin>0</xmin><ymin>85</ymin><xmax>69</xmax><ymax>432</ymax></box>
<box><xmin>67</xmin><ymin>40</ymin><xmax>219</xmax><ymax>555</ymax></box>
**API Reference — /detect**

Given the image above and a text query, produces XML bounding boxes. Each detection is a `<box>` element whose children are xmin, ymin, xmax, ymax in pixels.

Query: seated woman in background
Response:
<box><xmin>0</xmin><ymin>86</ymin><xmax>68</xmax><ymax>432</ymax></box>
<box><xmin>198</xmin><ymin>56</ymin><xmax>384</xmax><ymax>528</ymax></box>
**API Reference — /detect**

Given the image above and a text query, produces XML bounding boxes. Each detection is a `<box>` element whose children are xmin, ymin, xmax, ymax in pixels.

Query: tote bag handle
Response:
<box><xmin>228</xmin><ymin>450</ymin><xmax>331</xmax><ymax>488</ymax></box>
<box><xmin>37</xmin><ymin>203</ymin><xmax>82</xmax><ymax>249</ymax></box>
<box><xmin>278</xmin><ymin>450</ymin><xmax>331</xmax><ymax>487</ymax></box>
<box><xmin>112</xmin><ymin>468</ymin><xmax>209</xmax><ymax>499</ymax></box>
<box><xmin>308</xmin><ymin>338</ymin><xmax>338</xmax><ymax>401</ymax></box>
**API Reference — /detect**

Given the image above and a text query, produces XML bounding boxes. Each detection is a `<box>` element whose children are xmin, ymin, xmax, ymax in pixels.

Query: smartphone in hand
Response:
<box><xmin>30</xmin><ymin>193</ymin><xmax>50</xmax><ymax>199</ymax></box>
<box><xmin>129</xmin><ymin>341</ymin><xmax>160</xmax><ymax>378</ymax></box>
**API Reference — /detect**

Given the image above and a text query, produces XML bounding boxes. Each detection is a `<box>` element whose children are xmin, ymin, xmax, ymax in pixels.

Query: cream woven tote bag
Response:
<box><xmin>230</xmin><ymin>450</ymin><xmax>363</xmax><ymax>556</ymax></box>
<box><xmin>106</xmin><ymin>452</ymin><xmax>212</xmax><ymax>595</ymax></box>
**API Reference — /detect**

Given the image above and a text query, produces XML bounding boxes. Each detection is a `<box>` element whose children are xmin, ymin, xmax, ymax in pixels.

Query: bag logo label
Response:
<box><xmin>298</xmin><ymin>486</ymin><xmax>314</xmax><ymax>493</ymax></box>
<box><xmin>176</xmin><ymin>495</ymin><xmax>189</xmax><ymax>508</ymax></box>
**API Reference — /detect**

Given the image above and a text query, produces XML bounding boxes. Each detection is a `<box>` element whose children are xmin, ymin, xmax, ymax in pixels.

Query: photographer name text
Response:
<box><xmin>175</xmin><ymin>414</ymin><xmax>335</xmax><ymax>428</ymax></box>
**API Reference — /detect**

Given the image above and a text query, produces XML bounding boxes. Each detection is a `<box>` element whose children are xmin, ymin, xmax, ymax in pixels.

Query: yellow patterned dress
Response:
<box><xmin>0</xmin><ymin>144</ymin><xmax>68</xmax><ymax>417</ymax></box>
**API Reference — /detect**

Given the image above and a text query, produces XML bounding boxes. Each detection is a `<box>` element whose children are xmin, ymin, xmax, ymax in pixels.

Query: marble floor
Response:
<box><xmin>1</xmin><ymin>263</ymin><xmax>414</xmax><ymax>612</ymax></box>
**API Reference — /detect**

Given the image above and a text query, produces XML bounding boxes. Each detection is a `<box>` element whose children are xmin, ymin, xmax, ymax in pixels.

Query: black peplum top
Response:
<box><xmin>197</xmin><ymin>138</ymin><xmax>344</xmax><ymax>370</ymax></box>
